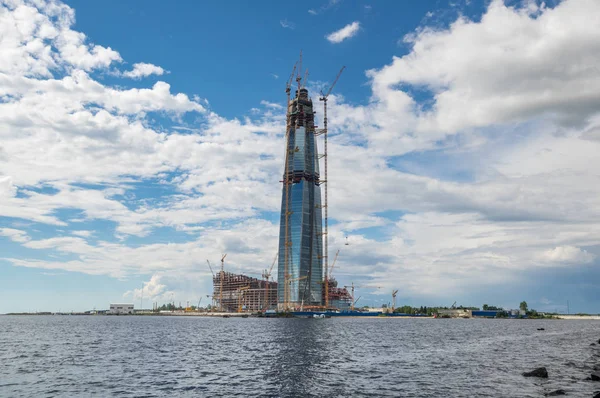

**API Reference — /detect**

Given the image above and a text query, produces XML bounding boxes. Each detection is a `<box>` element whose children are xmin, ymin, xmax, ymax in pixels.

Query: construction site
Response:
<box><xmin>209</xmin><ymin>54</ymin><xmax>355</xmax><ymax>314</ymax></box>
<box><xmin>208</xmin><ymin>251</ymin><xmax>354</xmax><ymax>313</ymax></box>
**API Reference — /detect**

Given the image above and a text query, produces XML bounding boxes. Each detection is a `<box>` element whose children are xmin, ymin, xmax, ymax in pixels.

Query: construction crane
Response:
<box><xmin>206</xmin><ymin>259</ymin><xmax>215</xmax><ymax>278</ymax></box>
<box><xmin>344</xmin><ymin>282</ymin><xmax>380</xmax><ymax>311</ymax></box>
<box><xmin>206</xmin><ymin>260</ymin><xmax>217</xmax><ymax>309</ymax></box>
<box><xmin>328</xmin><ymin>249</ymin><xmax>340</xmax><ymax>279</ymax></box>
<box><xmin>262</xmin><ymin>253</ymin><xmax>278</xmax><ymax>311</ymax></box>
<box><xmin>317</xmin><ymin>66</ymin><xmax>345</xmax><ymax>310</ymax></box>
<box><xmin>219</xmin><ymin>254</ymin><xmax>227</xmax><ymax>312</ymax></box>
<box><xmin>392</xmin><ymin>289</ymin><xmax>399</xmax><ymax>312</ymax></box>
<box><xmin>301</xmin><ymin>68</ymin><xmax>309</xmax><ymax>89</ymax></box>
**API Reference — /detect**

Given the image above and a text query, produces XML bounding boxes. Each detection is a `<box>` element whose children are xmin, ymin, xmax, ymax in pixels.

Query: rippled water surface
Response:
<box><xmin>2</xmin><ymin>316</ymin><xmax>600</xmax><ymax>397</ymax></box>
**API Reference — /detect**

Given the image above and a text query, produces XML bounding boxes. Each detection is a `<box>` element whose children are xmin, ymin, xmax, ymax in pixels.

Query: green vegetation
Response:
<box><xmin>520</xmin><ymin>301</ymin><xmax>528</xmax><ymax>312</ymax></box>
<box><xmin>392</xmin><ymin>305</ymin><xmax>478</xmax><ymax>316</ymax></box>
<box><xmin>482</xmin><ymin>304</ymin><xmax>503</xmax><ymax>311</ymax></box>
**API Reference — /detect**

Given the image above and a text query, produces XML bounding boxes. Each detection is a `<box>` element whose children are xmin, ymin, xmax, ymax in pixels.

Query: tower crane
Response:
<box><xmin>206</xmin><ymin>260</ymin><xmax>216</xmax><ymax>309</ymax></box>
<box><xmin>219</xmin><ymin>254</ymin><xmax>227</xmax><ymax>312</ymax></box>
<box><xmin>262</xmin><ymin>253</ymin><xmax>278</xmax><ymax>311</ymax></box>
<box><xmin>392</xmin><ymin>289</ymin><xmax>399</xmax><ymax>312</ymax></box>
<box><xmin>344</xmin><ymin>282</ymin><xmax>380</xmax><ymax>311</ymax></box>
<box><xmin>328</xmin><ymin>249</ymin><xmax>340</xmax><ymax>279</ymax></box>
<box><xmin>317</xmin><ymin>66</ymin><xmax>345</xmax><ymax>310</ymax></box>
<box><xmin>206</xmin><ymin>259</ymin><xmax>215</xmax><ymax>278</ymax></box>
<box><xmin>301</xmin><ymin>68</ymin><xmax>309</xmax><ymax>89</ymax></box>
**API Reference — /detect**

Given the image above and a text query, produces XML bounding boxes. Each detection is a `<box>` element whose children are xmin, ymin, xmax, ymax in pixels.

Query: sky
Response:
<box><xmin>1</xmin><ymin>0</ymin><xmax>599</xmax><ymax>314</ymax></box>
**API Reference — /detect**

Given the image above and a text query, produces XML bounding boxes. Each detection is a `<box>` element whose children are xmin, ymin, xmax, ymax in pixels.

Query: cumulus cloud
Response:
<box><xmin>125</xmin><ymin>274</ymin><xmax>169</xmax><ymax>301</ymax></box>
<box><xmin>326</xmin><ymin>21</ymin><xmax>360</xmax><ymax>43</ymax></box>
<box><xmin>368</xmin><ymin>0</ymin><xmax>600</xmax><ymax>134</ymax></box>
<box><xmin>121</xmin><ymin>62</ymin><xmax>165</xmax><ymax>79</ymax></box>
<box><xmin>540</xmin><ymin>246</ymin><xmax>595</xmax><ymax>264</ymax></box>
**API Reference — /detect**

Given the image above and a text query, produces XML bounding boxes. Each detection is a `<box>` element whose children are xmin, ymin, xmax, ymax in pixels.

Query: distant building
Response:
<box><xmin>213</xmin><ymin>272</ymin><xmax>278</xmax><ymax>312</ymax></box>
<box><xmin>437</xmin><ymin>309</ymin><xmax>472</xmax><ymax>318</ymax></box>
<box><xmin>109</xmin><ymin>303</ymin><xmax>134</xmax><ymax>315</ymax></box>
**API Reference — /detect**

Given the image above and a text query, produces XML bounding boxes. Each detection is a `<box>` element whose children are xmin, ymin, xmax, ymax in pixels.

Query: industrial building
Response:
<box><xmin>108</xmin><ymin>303</ymin><xmax>134</xmax><ymax>315</ymax></box>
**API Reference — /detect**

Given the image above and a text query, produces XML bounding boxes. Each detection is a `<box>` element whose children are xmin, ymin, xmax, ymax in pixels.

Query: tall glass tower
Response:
<box><xmin>277</xmin><ymin>87</ymin><xmax>323</xmax><ymax>310</ymax></box>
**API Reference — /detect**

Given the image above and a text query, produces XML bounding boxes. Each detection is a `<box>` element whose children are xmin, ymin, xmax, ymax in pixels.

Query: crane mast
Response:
<box><xmin>319</xmin><ymin>66</ymin><xmax>345</xmax><ymax>310</ymax></box>
<box><xmin>219</xmin><ymin>254</ymin><xmax>227</xmax><ymax>312</ymax></box>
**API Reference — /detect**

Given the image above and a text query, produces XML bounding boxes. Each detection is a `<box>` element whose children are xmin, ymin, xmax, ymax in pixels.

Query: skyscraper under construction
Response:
<box><xmin>277</xmin><ymin>85</ymin><xmax>323</xmax><ymax>310</ymax></box>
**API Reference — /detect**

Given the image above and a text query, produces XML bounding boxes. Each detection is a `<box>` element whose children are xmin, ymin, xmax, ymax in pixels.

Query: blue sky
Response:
<box><xmin>1</xmin><ymin>0</ymin><xmax>600</xmax><ymax>314</ymax></box>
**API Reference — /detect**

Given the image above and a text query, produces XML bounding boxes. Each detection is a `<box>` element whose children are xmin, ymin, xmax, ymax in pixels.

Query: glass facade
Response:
<box><xmin>278</xmin><ymin>88</ymin><xmax>323</xmax><ymax>308</ymax></box>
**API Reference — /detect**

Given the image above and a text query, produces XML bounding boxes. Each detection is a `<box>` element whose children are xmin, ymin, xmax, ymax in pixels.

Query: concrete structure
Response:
<box><xmin>278</xmin><ymin>87</ymin><xmax>323</xmax><ymax>309</ymax></box>
<box><xmin>109</xmin><ymin>303</ymin><xmax>134</xmax><ymax>315</ymax></box>
<box><xmin>213</xmin><ymin>271</ymin><xmax>278</xmax><ymax>312</ymax></box>
<box><xmin>437</xmin><ymin>309</ymin><xmax>473</xmax><ymax>318</ymax></box>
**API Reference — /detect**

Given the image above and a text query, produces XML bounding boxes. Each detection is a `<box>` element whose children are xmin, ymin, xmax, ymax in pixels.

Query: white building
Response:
<box><xmin>109</xmin><ymin>303</ymin><xmax>134</xmax><ymax>315</ymax></box>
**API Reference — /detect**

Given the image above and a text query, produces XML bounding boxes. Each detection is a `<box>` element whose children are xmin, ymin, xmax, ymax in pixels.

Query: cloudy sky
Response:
<box><xmin>1</xmin><ymin>0</ymin><xmax>599</xmax><ymax>314</ymax></box>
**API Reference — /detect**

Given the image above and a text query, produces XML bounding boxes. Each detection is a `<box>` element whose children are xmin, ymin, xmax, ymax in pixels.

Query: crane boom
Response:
<box><xmin>321</xmin><ymin>66</ymin><xmax>345</xmax><ymax>99</ymax></box>
<box><xmin>329</xmin><ymin>249</ymin><xmax>340</xmax><ymax>278</ymax></box>
<box><xmin>286</xmin><ymin>62</ymin><xmax>297</xmax><ymax>93</ymax></box>
<box><xmin>268</xmin><ymin>253</ymin><xmax>278</xmax><ymax>276</ymax></box>
<box><xmin>206</xmin><ymin>259</ymin><xmax>215</xmax><ymax>277</ymax></box>
<box><xmin>301</xmin><ymin>68</ymin><xmax>309</xmax><ymax>89</ymax></box>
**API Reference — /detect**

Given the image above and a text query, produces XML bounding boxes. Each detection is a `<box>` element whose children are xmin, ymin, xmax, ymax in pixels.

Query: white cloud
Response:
<box><xmin>260</xmin><ymin>100</ymin><xmax>283</xmax><ymax>109</ymax></box>
<box><xmin>280</xmin><ymin>19</ymin><xmax>295</xmax><ymax>29</ymax></box>
<box><xmin>121</xmin><ymin>62</ymin><xmax>165</xmax><ymax>79</ymax></box>
<box><xmin>125</xmin><ymin>274</ymin><xmax>169</xmax><ymax>301</ymax></box>
<box><xmin>326</xmin><ymin>21</ymin><xmax>360</xmax><ymax>43</ymax></box>
<box><xmin>308</xmin><ymin>0</ymin><xmax>341</xmax><ymax>16</ymax></box>
<box><xmin>0</xmin><ymin>228</ymin><xmax>30</xmax><ymax>243</ymax></box>
<box><xmin>369</xmin><ymin>0</ymin><xmax>600</xmax><ymax>135</ymax></box>
<box><xmin>71</xmin><ymin>230</ymin><xmax>92</xmax><ymax>238</ymax></box>
<box><xmin>540</xmin><ymin>246</ymin><xmax>595</xmax><ymax>264</ymax></box>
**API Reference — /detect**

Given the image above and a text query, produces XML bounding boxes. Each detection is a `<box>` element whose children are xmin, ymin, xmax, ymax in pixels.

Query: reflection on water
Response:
<box><xmin>1</xmin><ymin>316</ymin><xmax>600</xmax><ymax>397</ymax></box>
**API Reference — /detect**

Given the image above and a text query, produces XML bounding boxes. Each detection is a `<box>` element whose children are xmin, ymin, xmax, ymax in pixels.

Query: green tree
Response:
<box><xmin>483</xmin><ymin>304</ymin><xmax>489</xmax><ymax>310</ymax></box>
<box><xmin>520</xmin><ymin>301</ymin><xmax>528</xmax><ymax>311</ymax></box>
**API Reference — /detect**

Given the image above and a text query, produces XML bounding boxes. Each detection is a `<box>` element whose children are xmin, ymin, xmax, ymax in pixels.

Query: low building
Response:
<box><xmin>109</xmin><ymin>303</ymin><xmax>134</xmax><ymax>315</ymax></box>
<box><xmin>471</xmin><ymin>310</ymin><xmax>501</xmax><ymax>318</ymax></box>
<box><xmin>437</xmin><ymin>309</ymin><xmax>472</xmax><ymax>318</ymax></box>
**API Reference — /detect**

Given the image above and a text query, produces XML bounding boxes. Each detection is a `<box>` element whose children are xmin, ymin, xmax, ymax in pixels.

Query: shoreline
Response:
<box><xmin>3</xmin><ymin>312</ymin><xmax>599</xmax><ymax>319</ymax></box>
